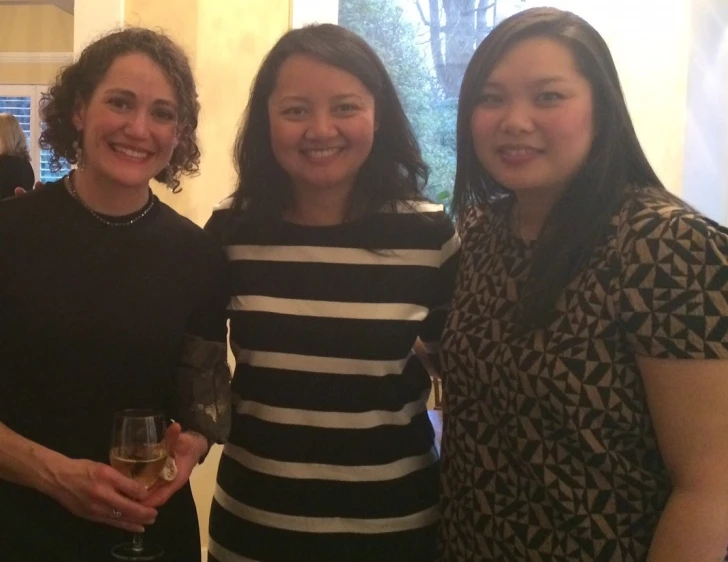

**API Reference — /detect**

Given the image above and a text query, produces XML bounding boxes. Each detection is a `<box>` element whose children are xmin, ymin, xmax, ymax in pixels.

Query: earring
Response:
<box><xmin>72</xmin><ymin>132</ymin><xmax>85</xmax><ymax>170</ymax></box>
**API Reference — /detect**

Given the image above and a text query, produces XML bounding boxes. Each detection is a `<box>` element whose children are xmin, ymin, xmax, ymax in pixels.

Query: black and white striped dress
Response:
<box><xmin>205</xmin><ymin>200</ymin><xmax>460</xmax><ymax>562</ymax></box>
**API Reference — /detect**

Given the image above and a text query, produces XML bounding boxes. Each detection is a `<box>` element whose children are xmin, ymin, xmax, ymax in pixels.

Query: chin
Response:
<box><xmin>111</xmin><ymin>175</ymin><xmax>154</xmax><ymax>188</ymax></box>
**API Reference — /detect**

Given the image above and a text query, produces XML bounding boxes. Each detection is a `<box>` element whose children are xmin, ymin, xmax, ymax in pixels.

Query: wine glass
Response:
<box><xmin>109</xmin><ymin>409</ymin><xmax>168</xmax><ymax>561</ymax></box>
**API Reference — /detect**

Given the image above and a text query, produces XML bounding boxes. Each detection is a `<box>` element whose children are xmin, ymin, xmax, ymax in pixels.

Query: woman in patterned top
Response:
<box><xmin>205</xmin><ymin>23</ymin><xmax>459</xmax><ymax>562</ymax></box>
<box><xmin>438</xmin><ymin>7</ymin><xmax>728</xmax><ymax>562</ymax></box>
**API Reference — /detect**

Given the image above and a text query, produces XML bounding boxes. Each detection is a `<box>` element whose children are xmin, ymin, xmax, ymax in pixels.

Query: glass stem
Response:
<box><xmin>132</xmin><ymin>532</ymin><xmax>144</xmax><ymax>552</ymax></box>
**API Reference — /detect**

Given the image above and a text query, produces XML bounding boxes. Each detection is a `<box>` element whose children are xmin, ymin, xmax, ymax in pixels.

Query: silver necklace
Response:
<box><xmin>64</xmin><ymin>173</ymin><xmax>154</xmax><ymax>227</ymax></box>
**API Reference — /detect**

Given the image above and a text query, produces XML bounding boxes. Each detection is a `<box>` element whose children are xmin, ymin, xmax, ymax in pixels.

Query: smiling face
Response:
<box><xmin>470</xmin><ymin>37</ymin><xmax>595</xmax><ymax>200</ymax></box>
<box><xmin>72</xmin><ymin>52</ymin><xmax>180</xmax><ymax>192</ymax></box>
<box><xmin>267</xmin><ymin>54</ymin><xmax>376</xmax><ymax>200</ymax></box>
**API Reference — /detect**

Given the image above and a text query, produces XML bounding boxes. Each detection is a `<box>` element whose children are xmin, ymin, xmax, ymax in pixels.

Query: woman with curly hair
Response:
<box><xmin>0</xmin><ymin>113</ymin><xmax>34</xmax><ymax>198</ymax></box>
<box><xmin>0</xmin><ymin>28</ymin><xmax>230</xmax><ymax>562</ymax></box>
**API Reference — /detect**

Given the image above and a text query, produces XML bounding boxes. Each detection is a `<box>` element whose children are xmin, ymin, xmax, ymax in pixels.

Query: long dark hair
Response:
<box><xmin>453</xmin><ymin>7</ymin><xmax>665</xmax><ymax>328</ymax></box>
<box><xmin>230</xmin><ymin>23</ymin><xmax>428</xmax><ymax>222</ymax></box>
<box><xmin>40</xmin><ymin>27</ymin><xmax>200</xmax><ymax>192</ymax></box>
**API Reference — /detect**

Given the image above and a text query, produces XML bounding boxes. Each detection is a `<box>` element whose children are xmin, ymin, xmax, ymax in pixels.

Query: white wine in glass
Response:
<box><xmin>109</xmin><ymin>409</ymin><xmax>167</xmax><ymax>561</ymax></box>
<box><xmin>110</xmin><ymin>443</ymin><xmax>168</xmax><ymax>489</ymax></box>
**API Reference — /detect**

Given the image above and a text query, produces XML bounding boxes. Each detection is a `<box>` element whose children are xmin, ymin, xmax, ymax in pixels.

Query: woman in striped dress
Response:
<box><xmin>205</xmin><ymin>23</ymin><xmax>459</xmax><ymax>562</ymax></box>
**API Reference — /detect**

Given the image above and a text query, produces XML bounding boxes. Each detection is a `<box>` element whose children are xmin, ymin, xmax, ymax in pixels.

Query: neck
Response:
<box><xmin>71</xmin><ymin>169</ymin><xmax>151</xmax><ymax>216</ymax></box>
<box><xmin>512</xmin><ymin>190</ymin><xmax>562</xmax><ymax>240</ymax></box>
<box><xmin>285</xmin><ymin>186</ymin><xmax>351</xmax><ymax>227</ymax></box>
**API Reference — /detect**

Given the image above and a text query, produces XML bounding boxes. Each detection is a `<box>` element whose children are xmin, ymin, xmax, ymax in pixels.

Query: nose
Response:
<box><xmin>124</xmin><ymin>110</ymin><xmax>152</xmax><ymax>139</ymax></box>
<box><xmin>304</xmin><ymin>111</ymin><xmax>338</xmax><ymax>140</ymax></box>
<box><xmin>500</xmin><ymin>100</ymin><xmax>535</xmax><ymax>135</ymax></box>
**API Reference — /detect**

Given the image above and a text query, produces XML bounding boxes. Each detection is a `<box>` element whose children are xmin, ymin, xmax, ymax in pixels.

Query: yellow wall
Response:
<box><xmin>0</xmin><ymin>5</ymin><xmax>73</xmax><ymax>85</ymax></box>
<box><xmin>124</xmin><ymin>0</ymin><xmax>290</xmax><ymax>227</ymax></box>
<box><xmin>123</xmin><ymin>0</ymin><xmax>199</xmax><ymax>216</ymax></box>
<box><xmin>553</xmin><ymin>0</ymin><xmax>692</xmax><ymax>197</ymax></box>
<box><xmin>0</xmin><ymin>6</ymin><xmax>73</xmax><ymax>52</ymax></box>
<box><xmin>121</xmin><ymin>0</ymin><xmax>291</xmax><ymax>552</ymax></box>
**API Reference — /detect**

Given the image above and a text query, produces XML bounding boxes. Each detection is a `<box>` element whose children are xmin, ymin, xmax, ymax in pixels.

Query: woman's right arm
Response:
<box><xmin>0</xmin><ymin>422</ymin><xmax>156</xmax><ymax>532</ymax></box>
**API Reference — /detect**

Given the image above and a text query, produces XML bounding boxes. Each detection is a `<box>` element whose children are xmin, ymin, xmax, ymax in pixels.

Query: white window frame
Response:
<box><xmin>0</xmin><ymin>84</ymin><xmax>46</xmax><ymax>180</ymax></box>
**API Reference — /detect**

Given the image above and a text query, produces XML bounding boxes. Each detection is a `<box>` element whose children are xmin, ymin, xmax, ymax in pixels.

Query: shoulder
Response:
<box><xmin>0</xmin><ymin>178</ymin><xmax>63</xmax><ymax>214</ymax></box>
<box><xmin>0</xmin><ymin>154</ymin><xmax>29</xmax><ymax>169</ymax></box>
<box><xmin>155</xmin><ymin>202</ymin><xmax>226</xmax><ymax>266</ymax></box>
<box><xmin>457</xmin><ymin>201</ymin><xmax>502</xmax><ymax>243</ymax></box>
<box><xmin>212</xmin><ymin>195</ymin><xmax>235</xmax><ymax>211</ymax></box>
<box><xmin>203</xmin><ymin>194</ymin><xmax>238</xmax><ymax>242</ymax></box>
<box><xmin>375</xmin><ymin>199</ymin><xmax>459</xmax><ymax>260</ymax></box>
<box><xmin>459</xmin><ymin>205</ymin><xmax>488</xmax><ymax>233</ymax></box>
<box><xmin>387</xmin><ymin>200</ymin><xmax>447</xmax><ymax>215</ymax></box>
<box><xmin>616</xmin><ymin>186</ymin><xmax>728</xmax><ymax>260</ymax></box>
<box><xmin>0</xmin><ymin>180</ymin><xmax>66</xmax><ymax>244</ymax></box>
<box><xmin>381</xmin><ymin>199</ymin><xmax>453</xmax><ymax>229</ymax></box>
<box><xmin>0</xmin><ymin>154</ymin><xmax>19</xmax><ymax>166</ymax></box>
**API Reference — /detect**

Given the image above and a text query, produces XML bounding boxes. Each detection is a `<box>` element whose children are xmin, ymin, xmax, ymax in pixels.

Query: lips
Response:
<box><xmin>301</xmin><ymin>147</ymin><xmax>345</xmax><ymax>159</ymax></box>
<box><xmin>110</xmin><ymin>143</ymin><xmax>153</xmax><ymax>161</ymax></box>
<box><xmin>497</xmin><ymin>144</ymin><xmax>542</xmax><ymax>166</ymax></box>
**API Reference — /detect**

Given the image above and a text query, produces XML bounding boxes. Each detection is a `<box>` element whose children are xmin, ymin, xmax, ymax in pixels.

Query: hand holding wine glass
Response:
<box><xmin>109</xmin><ymin>409</ymin><xmax>169</xmax><ymax>561</ymax></box>
<box><xmin>143</xmin><ymin>422</ymin><xmax>209</xmax><ymax>509</ymax></box>
<box><xmin>41</xmin><ymin>454</ymin><xmax>156</xmax><ymax>534</ymax></box>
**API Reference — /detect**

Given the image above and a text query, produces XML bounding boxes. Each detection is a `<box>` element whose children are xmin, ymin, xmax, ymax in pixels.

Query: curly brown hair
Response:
<box><xmin>39</xmin><ymin>27</ymin><xmax>200</xmax><ymax>192</ymax></box>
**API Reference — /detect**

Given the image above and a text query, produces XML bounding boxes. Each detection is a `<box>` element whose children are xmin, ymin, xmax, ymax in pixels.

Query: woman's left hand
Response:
<box><xmin>142</xmin><ymin>422</ymin><xmax>208</xmax><ymax>508</ymax></box>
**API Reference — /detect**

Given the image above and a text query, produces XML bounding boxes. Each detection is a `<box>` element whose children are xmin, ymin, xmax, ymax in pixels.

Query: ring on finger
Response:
<box><xmin>111</xmin><ymin>508</ymin><xmax>122</xmax><ymax>519</ymax></box>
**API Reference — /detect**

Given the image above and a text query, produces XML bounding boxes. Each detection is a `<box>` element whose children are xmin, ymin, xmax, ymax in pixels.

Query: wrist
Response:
<box><xmin>183</xmin><ymin>431</ymin><xmax>211</xmax><ymax>462</ymax></box>
<box><xmin>27</xmin><ymin>445</ymin><xmax>67</xmax><ymax>497</ymax></box>
<box><xmin>0</xmin><ymin>423</ymin><xmax>70</xmax><ymax>496</ymax></box>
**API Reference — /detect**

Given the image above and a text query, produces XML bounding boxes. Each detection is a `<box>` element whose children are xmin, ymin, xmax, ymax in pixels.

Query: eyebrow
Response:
<box><xmin>275</xmin><ymin>92</ymin><xmax>366</xmax><ymax>103</ymax></box>
<box><xmin>103</xmin><ymin>88</ymin><xmax>178</xmax><ymax>108</ymax></box>
<box><xmin>483</xmin><ymin>76</ymin><xmax>569</xmax><ymax>89</ymax></box>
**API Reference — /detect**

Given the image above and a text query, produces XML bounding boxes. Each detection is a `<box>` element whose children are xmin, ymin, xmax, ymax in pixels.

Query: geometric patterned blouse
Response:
<box><xmin>438</xmin><ymin>186</ymin><xmax>728</xmax><ymax>561</ymax></box>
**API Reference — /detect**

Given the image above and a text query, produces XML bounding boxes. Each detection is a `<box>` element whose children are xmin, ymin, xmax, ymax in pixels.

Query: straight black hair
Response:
<box><xmin>229</xmin><ymin>23</ymin><xmax>428</xmax><ymax>224</ymax></box>
<box><xmin>453</xmin><ymin>7</ymin><xmax>666</xmax><ymax>328</ymax></box>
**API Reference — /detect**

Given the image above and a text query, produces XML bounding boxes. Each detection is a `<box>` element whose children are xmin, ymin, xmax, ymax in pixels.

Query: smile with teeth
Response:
<box><xmin>499</xmin><ymin>147</ymin><xmax>539</xmax><ymax>157</ymax></box>
<box><xmin>302</xmin><ymin>147</ymin><xmax>343</xmax><ymax>158</ymax></box>
<box><xmin>111</xmin><ymin>144</ymin><xmax>152</xmax><ymax>160</ymax></box>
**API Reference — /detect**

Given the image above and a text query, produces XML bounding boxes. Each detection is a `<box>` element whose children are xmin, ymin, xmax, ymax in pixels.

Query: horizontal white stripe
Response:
<box><xmin>236</xmin><ymin>394</ymin><xmax>428</xmax><ymax>429</ymax></box>
<box><xmin>236</xmin><ymin>349</ymin><xmax>412</xmax><ymax>377</ymax></box>
<box><xmin>229</xmin><ymin>295</ymin><xmax>429</xmax><ymax>321</ymax></box>
<box><xmin>208</xmin><ymin>540</ymin><xmax>261</xmax><ymax>562</ymax></box>
<box><xmin>223</xmin><ymin>443</ymin><xmax>438</xmax><ymax>482</ymax></box>
<box><xmin>225</xmin><ymin>245</ymin><xmax>443</xmax><ymax>267</ymax></box>
<box><xmin>214</xmin><ymin>486</ymin><xmax>439</xmax><ymax>534</ymax></box>
<box><xmin>213</xmin><ymin>196</ymin><xmax>235</xmax><ymax>211</ymax></box>
<box><xmin>441</xmin><ymin>231</ymin><xmax>461</xmax><ymax>262</ymax></box>
<box><xmin>389</xmin><ymin>201</ymin><xmax>444</xmax><ymax>214</ymax></box>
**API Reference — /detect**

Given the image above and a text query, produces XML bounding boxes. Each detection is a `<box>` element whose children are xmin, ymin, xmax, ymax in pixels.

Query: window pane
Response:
<box><xmin>0</xmin><ymin>96</ymin><xmax>32</xmax><ymax>147</ymax></box>
<box><xmin>338</xmin><ymin>0</ymin><xmax>535</xmax><ymax>204</ymax></box>
<box><xmin>40</xmin><ymin>147</ymin><xmax>70</xmax><ymax>183</ymax></box>
<box><xmin>39</xmin><ymin>119</ymin><xmax>70</xmax><ymax>184</ymax></box>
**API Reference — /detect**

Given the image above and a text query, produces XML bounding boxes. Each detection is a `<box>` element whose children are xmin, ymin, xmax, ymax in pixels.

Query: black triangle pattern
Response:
<box><xmin>438</xmin><ymin>188</ymin><xmax>728</xmax><ymax>561</ymax></box>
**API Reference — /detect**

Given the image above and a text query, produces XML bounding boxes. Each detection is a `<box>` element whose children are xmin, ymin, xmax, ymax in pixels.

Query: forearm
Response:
<box><xmin>0</xmin><ymin>422</ymin><xmax>64</xmax><ymax>496</ymax></box>
<box><xmin>649</xmin><ymin>488</ymin><xmax>728</xmax><ymax>561</ymax></box>
<box><xmin>176</xmin><ymin>334</ymin><xmax>231</xmax><ymax>445</ymax></box>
